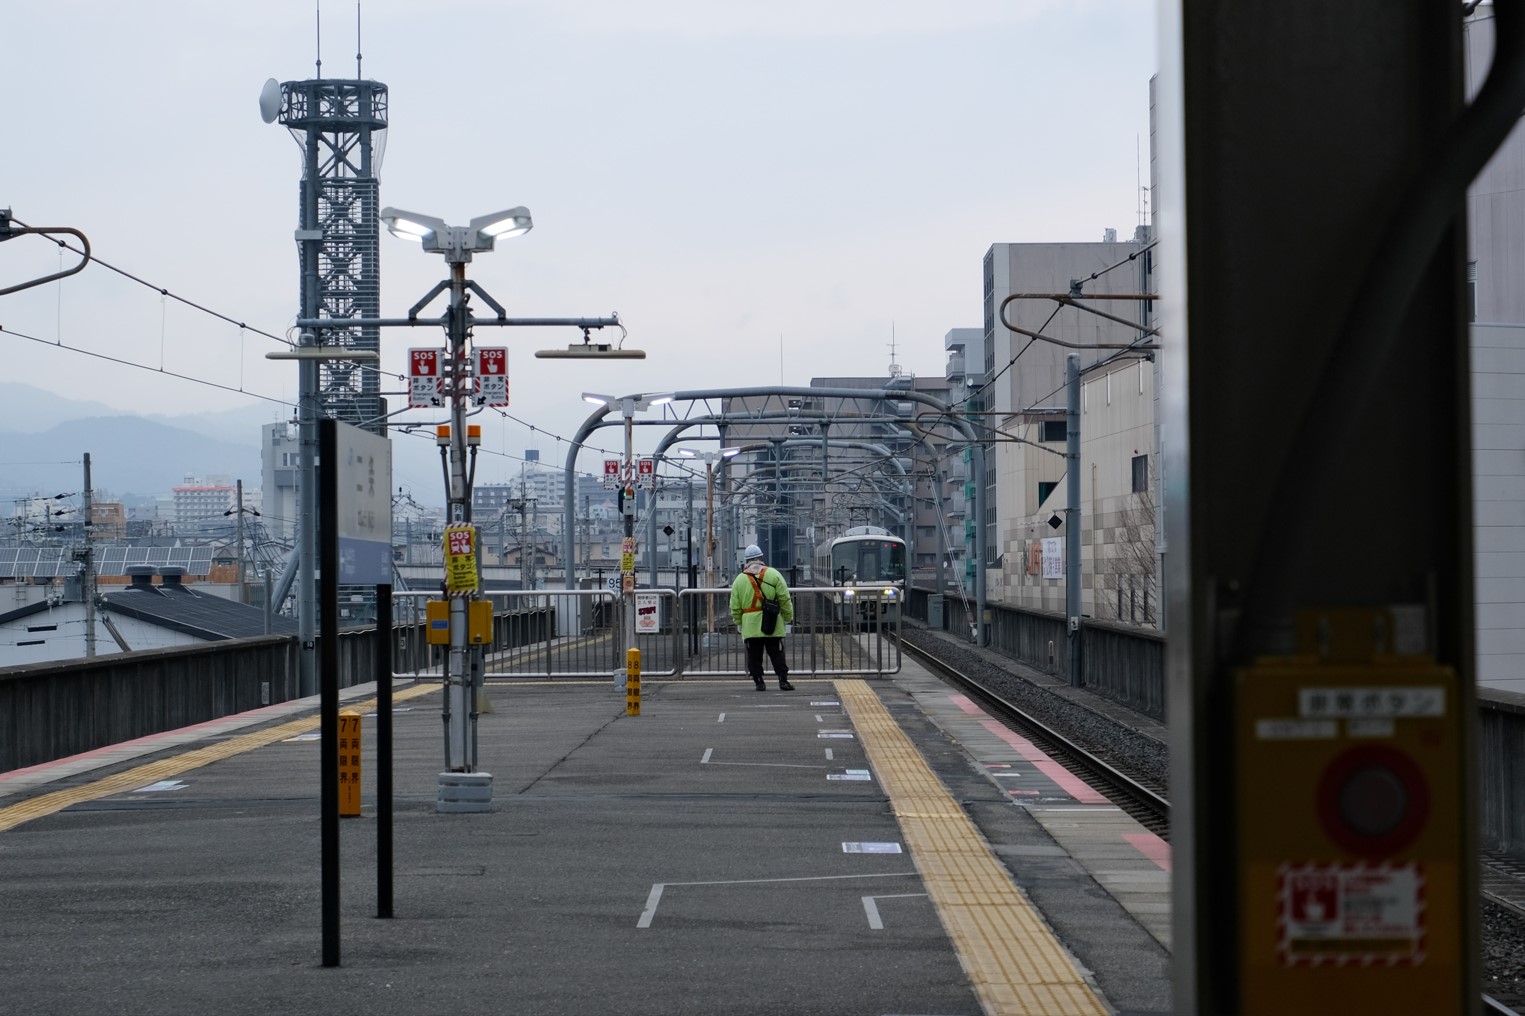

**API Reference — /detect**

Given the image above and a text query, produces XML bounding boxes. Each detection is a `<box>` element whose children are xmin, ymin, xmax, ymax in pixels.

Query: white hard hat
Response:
<box><xmin>744</xmin><ymin>544</ymin><xmax>763</xmax><ymax>560</ymax></box>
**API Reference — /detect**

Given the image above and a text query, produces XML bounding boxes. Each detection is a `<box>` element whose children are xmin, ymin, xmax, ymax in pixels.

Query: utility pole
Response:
<box><xmin>81</xmin><ymin>452</ymin><xmax>96</xmax><ymax>658</ymax></box>
<box><xmin>235</xmin><ymin>479</ymin><xmax>247</xmax><ymax>605</ymax></box>
<box><xmin>1065</xmin><ymin>353</ymin><xmax>1082</xmax><ymax>684</ymax></box>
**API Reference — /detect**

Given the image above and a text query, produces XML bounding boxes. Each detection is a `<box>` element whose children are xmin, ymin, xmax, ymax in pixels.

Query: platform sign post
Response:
<box><xmin>626</xmin><ymin>647</ymin><xmax>641</xmax><ymax>716</ymax></box>
<box><xmin>338</xmin><ymin>711</ymin><xmax>362</xmax><ymax>816</ymax></box>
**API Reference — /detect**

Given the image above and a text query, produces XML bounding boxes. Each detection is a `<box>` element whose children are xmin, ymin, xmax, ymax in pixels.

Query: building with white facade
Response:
<box><xmin>260</xmin><ymin>422</ymin><xmax>300</xmax><ymax>544</ymax></box>
<box><xmin>1466</xmin><ymin>9</ymin><xmax>1525</xmax><ymax>692</ymax></box>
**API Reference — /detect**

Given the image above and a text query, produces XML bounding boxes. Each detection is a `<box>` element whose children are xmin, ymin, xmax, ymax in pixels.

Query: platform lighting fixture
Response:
<box><xmin>379</xmin><ymin>206</ymin><xmax>532</xmax><ymax>261</ymax></box>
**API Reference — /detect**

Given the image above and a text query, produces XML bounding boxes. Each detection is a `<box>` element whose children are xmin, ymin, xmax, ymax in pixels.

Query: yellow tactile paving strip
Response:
<box><xmin>0</xmin><ymin>683</ymin><xmax>439</xmax><ymax>834</ymax></box>
<box><xmin>836</xmin><ymin>679</ymin><xmax>1109</xmax><ymax>1016</ymax></box>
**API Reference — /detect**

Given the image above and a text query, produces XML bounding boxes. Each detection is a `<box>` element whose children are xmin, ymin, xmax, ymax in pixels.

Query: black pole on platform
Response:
<box><xmin>376</xmin><ymin>582</ymin><xmax>394</xmax><ymax>919</ymax></box>
<box><xmin>319</xmin><ymin>419</ymin><xmax>341</xmax><ymax>967</ymax></box>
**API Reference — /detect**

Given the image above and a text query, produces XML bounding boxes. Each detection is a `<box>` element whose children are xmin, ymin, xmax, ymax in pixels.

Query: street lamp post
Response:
<box><xmin>679</xmin><ymin>446</ymin><xmax>739</xmax><ymax>642</ymax></box>
<box><xmin>380</xmin><ymin>206</ymin><xmax>530</xmax><ymax>792</ymax></box>
<box><xmin>583</xmin><ymin>392</ymin><xmax>674</xmax><ymax>691</ymax></box>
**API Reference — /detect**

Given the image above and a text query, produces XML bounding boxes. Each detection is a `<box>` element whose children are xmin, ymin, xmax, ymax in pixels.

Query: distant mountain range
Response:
<box><xmin>0</xmin><ymin>414</ymin><xmax>263</xmax><ymax>499</ymax></box>
<box><xmin>0</xmin><ymin>382</ymin><xmax>445</xmax><ymax>503</ymax></box>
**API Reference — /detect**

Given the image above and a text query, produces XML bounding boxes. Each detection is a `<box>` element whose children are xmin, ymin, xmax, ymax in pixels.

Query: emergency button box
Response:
<box><xmin>424</xmin><ymin>600</ymin><xmax>494</xmax><ymax>646</ymax></box>
<box><xmin>425</xmin><ymin>600</ymin><xmax>450</xmax><ymax>645</ymax></box>
<box><xmin>1235</xmin><ymin>658</ymin><xmax>1464</xmax><ymax>1014</ymax></box>
<box><xmin>468</xmin><ymin>600</ymin><xmax>492</xmax><ymax>645</ymax></box>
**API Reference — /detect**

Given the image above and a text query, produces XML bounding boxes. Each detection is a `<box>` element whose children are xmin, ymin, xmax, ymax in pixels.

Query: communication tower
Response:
<box><xmin>268</xmin><ymin>74</ymin><xmax>388</xmax><ymax>432</ymax></box>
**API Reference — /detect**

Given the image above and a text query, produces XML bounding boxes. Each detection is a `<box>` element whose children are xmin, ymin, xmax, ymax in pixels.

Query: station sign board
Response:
<box><xmin>603</xmin><ymin>459</ymin><xmax>620</xmax><ymax>491</ymax></box>
<box><xmin>637</xmin><ymin>457</ymin><xmax>655</xmax><ymax>489</ymax></box>
<box><xmin>335</xmin><ymin>420</ymin><xmax>392</xmax><ymax>584</ymax></box>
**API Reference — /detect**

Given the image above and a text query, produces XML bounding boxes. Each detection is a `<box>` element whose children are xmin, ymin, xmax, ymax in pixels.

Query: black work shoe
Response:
<box><xmin>778</xmin><ymin>680</ymin><xmax>794</xmax><ymax>691</ymax></box>
<box><xmin>754</xmin><ymin>681</ymin><xmax>766</xmax><ymax>691</ymax></box>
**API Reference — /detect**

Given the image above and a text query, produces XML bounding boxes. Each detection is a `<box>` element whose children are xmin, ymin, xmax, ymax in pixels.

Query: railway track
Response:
<box><xmin>898</xmin><ymin>636</ymin><xmax>1169</xmax><ymax>838</ymax></box>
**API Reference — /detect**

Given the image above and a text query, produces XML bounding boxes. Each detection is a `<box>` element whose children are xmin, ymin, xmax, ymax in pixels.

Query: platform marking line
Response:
<box><xmin>701</xmin><ymin>748</ymin><xmax>714</xmax><ymax>764</ymax></box>
<box><xmin>0</xmin><ymin>683</ymin><xmax>438</xmax><ymax>834</ymax></box>
<box><xmin>637</xmin><ymin>871</ymin><xmax>918</xmax><ymax>928</ymax></box>
<box><xmin>836</xmin><ymin>680</ymin><xmax>1110</xmax><ymax>1016</ymax></box>
<box><xmin>947</xmin><ymin>693</ymin><xmax>1110</xmax><ymax>806</ymax></box>
<box><xmin>718</xmin><ymin>713</ymin><xmax>726</xmax><ymax>723</ymax></box>
<box><xmin>1124</xmin><ymin>831</ymin><xmax>1171</xmax><ymax>872</ymax></box>
<box><xmin>825</xmin><ymin>748</ymin><xmax>834</xmax><ymax>760</ymax></box>
<box><xmin>862</xmin><ymin>892</ymin><xmax>928</xmax><ymax>930</ymax></box>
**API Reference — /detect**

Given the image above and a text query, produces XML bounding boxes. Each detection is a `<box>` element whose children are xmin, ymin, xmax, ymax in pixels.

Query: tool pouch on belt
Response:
<box><xmin>750</xmin><ymin>574</ymin><xmax>781</xmax><ymax>635</ymax></box>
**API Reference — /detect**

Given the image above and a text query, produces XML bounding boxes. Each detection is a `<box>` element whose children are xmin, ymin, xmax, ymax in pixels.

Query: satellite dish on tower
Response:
<box><xmin>258</xmin><ymin>78</ymin><xmax>282</xmax><ymax>124</ymax></box>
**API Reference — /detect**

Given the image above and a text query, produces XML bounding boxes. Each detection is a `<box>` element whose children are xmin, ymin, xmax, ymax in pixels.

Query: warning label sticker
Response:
<box><xmin>1279</xmin><ymin>862</ymin><xmax>1425</xmax><ymax>966</ymax></box>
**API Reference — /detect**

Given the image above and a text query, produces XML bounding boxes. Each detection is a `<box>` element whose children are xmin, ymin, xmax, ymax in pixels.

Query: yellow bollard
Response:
<box><xmin>338</xmin><ymin>711</ymin><xmax>362</xmax><ymax>817</ymax></box>
<box><xmin>626</xmin><ymin>647</ymin><xmax>641</xmax><ymax>716</ymax></box>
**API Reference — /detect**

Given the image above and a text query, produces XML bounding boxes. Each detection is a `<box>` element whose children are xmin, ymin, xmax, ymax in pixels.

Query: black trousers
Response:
<box><xmin>744</xmin><ymin>637</ymin><xmax>789</xmax><ymax>682</ymax></box>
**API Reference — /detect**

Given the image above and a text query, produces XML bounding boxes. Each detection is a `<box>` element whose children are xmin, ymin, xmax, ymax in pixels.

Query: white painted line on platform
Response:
<box><xmin>810</xmin><ymin>701</ymin><xmax>840</xmax><ymax>706</ymax></box>
<box><xmin>824</xmin><ymin>748</ymin><xmax>834</xmax><ymax>760</ymax></box>
<box><xmin>707</xmin><ymin>760</ymin><xmax>828</xmax><ymax>769</ymax></box>
<box><xmin>1029</xmin><ymin>806</ymin><xmax>1124</xmax><ymax>813</ymax></box>
<box><xmin>861</xmin><ymin>893</ymin><xmax>926</xmax><ymax>930</ymax></box>
<box><xmin>133</xmin><ymin>780</ymin><xmax>186</xmax><ymax>793</ymax></box>
<box><xmin>701</xmin><ymin>748</ymin><xmax>713</xmax><ymax>764</ymax></box>
<box><xmin>637</xmin><ymin>884</ymin><xmax>665</xmax><ymax>928</ymax></box>
<box><xmin>717</xmin><ymin>713</ymin><xmax>726</xmax><ymax>723</ymax></box>
<box><xmin>843</xmin><ymin>842</ymin><xmax>902</xmax><ymax>854</ymax></box>
<box><xmin>636</xmin><ymin>871</ymin><xmax>917</xmax><ymax>928</ymax></box>
<box><xmin>284</xmin><ymin>733</ymin><xmax>321</xmax><ymax>742</ymax></box>
<box><xmin>815</xmin><ymin>714</ymin><xmax>824</xmax><ymax>722</ymax></box>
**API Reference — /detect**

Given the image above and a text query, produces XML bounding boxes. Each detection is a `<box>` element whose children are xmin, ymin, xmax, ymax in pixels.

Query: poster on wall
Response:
<box><xmin>1041</xmin><ymin>537</ymin><xmax>1064</xmax><ymax>579</ymax></box>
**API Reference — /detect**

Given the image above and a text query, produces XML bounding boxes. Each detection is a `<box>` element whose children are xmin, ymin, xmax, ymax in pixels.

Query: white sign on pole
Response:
<box><xmin>1041</xmin><ymin>537</ymin><xmax>1064</xmax><ymax>580</ymax></box>
<box><xmin>473</xmin><ymin>347</ymin><xmax>509</xmax><ymax>407</ymax></box>
<box><xmin>336</xmin><ymin>420</ymin><xmax>394</xmax><ymax>584</ymax></box>
<box><xmin>637</xmin><ymin>458</ymin><xmax>655</xmax><ymax>489</ymax></box>
<box><xmin>408</xmin><ymin>348</ymin><xmax>446</xmax><ymax>408</ymax></box>
<box><xmin>603</xmin><ymin>459</ymin><xmax>621</xmax><ymax>491</ymax></box>
<box><xmin>635</xmin><ymin>592</ymin><xmax>660</xmax><ymax>633</ymax></box>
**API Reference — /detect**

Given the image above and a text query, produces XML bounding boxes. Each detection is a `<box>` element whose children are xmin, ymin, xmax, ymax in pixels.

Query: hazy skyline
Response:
<box><xmin>1</xmin><ymin>1</ymin><xmax>1157</xmax><ymax>494</ymax></box>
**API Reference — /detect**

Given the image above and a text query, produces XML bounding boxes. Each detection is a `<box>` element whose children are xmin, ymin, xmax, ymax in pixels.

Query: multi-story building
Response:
<box><xmin>172</xmin><ymin>478</ymin><xmax>236</xmax><ymax>536</ymax></box>
<box><xmin>1466</xmin><ymin>9</ymin><xmax>1525</xmax><ymax>692</ymax></box>
<box><xmin>979</xmin><ymin>235</ymin><xmax>1157</xmax><ymax>624</ymax></box>
<box><xmin>260</xmin><ymin>422</ymin><xmax>300</xmax><ymax>544</ymax></box>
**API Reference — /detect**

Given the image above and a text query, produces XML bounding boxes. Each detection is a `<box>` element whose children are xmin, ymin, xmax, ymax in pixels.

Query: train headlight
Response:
<box><xmin>843</xmin><ymin>590</ymin><xmax>855</xmax><ymax>599</ymax></box>
<box><xmin>884</xmin><ymin>588</ymin><xmax>896</xmax><ymax>598</ymax></box>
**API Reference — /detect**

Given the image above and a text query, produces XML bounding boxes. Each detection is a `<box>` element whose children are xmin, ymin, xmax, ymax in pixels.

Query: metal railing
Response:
<box><xmin>407</xmin><ymin>587</ymin><xmax>903</xmax><ymax>680</ymax></box>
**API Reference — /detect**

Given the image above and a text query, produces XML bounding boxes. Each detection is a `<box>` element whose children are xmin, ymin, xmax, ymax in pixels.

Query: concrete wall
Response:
<box><xmin>0</xmin><ymin>607</ymin><xmax>555</xmax><ymax>773</ymax></box>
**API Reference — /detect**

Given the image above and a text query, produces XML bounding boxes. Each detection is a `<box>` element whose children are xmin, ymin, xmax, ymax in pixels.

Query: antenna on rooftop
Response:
<box><xmin>356</xmin><ymin>2</ymin><xmax>362</xmax><ymax>78</ymax></box>
<box><xmin>315</xmin><ymin>0</ymin><xmax>322</xmax><ymax>79</ymax></box>
<box><xmin>887</xmin><ymin>321</ymin><xmax>902</xmax><ymax>378</ymax></box>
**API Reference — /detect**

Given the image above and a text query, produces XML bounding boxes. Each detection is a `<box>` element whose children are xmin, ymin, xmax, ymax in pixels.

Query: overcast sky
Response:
<box><xmin>1</xmin><ymin>0</ymin><xmax>1156</xmax><ymax>487</ymax></box>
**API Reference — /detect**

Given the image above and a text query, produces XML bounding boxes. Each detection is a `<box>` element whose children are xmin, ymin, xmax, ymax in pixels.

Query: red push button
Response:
<box><xmin>1316</xmin><ymin>745</ymin><xmax>1429</xmax><ymax>856</ymax></box>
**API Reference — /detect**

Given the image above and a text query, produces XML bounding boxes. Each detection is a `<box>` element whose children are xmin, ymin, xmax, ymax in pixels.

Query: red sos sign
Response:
<box><xmin>477</xmin><ymin>347</ymin><xmax>506</xmax><ymax>375</ymax></box>
<box><xmin>447</xmin><ymin>528</ymin><xmax>473</xmax><ymax>556</ymax></box>
<box><xmin>410</xmin><ymin>349</ymin><xmax>439</xmax><ymax>376</ymax></box>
